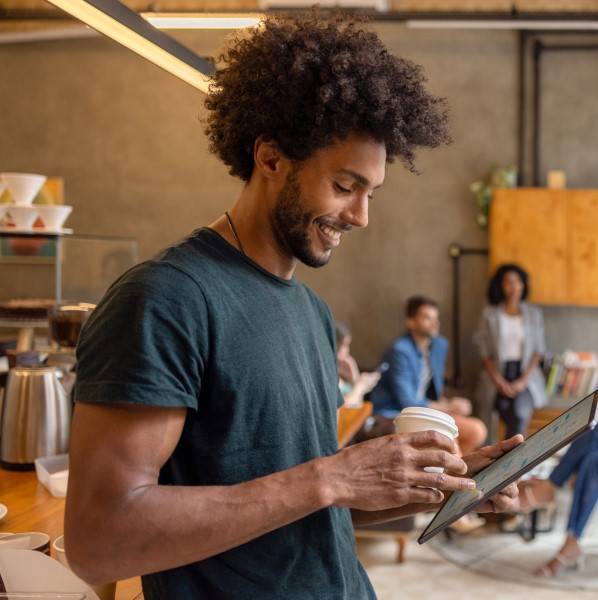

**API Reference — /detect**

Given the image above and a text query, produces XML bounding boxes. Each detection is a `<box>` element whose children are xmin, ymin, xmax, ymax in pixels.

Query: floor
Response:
<box><xmin>357</xmin><ymin>495</ymin><xmax>598</xmax><ymax>599</ymax></box>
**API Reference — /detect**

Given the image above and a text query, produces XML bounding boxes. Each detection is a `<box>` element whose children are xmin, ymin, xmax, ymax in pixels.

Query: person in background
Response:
<box><xmin>335</xmin><ymin>319</ymin><xmax>380</xmax><ymax>407</ymax></box>
<box><xmin>514</xmin><ymin>426</ymin><xmax>598</xmax><ymax>577</ymax></box>
<box><xmin>65</xmin><ymin>10</ymin><xmax>521</xmax><ymax>599</ymax></box>
<box><xmin>474</xmin><ymin>263</ymin><xmax>547</xmax><ymax>440</ymax></box>
<box><xmin>369</xmin><ymin>295</ymin><xmax>488</xmax><ymax>455</ymax></box>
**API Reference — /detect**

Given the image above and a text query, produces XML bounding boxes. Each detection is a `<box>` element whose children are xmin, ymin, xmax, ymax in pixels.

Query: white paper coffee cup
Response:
<box><xmin>394</xmin><ymin>407</ymin><xmax>458</xmax><ymax>473</ymax></box>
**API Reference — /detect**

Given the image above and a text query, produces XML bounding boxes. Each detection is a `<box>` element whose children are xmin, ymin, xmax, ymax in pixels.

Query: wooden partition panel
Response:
<box><xmin>490</xmin><ymin>188</ymin><xmax>598</xmax><ymax>306</ymax></box>
<box><xmin>568</xmin><ymin>191</ymin><xmax>598</xmax><ymax>305</ymax></box>
<box><xmin>489</xmin><ymin>188</ymin><xmax>568</xmax><ymax>305</ymax></box>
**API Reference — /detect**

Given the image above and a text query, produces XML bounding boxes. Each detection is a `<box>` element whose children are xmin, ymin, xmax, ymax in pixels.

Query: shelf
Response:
<box><xmin>0</xmin><ymin>318</ymin><xmax>48</xmax><ymax>329</ymax></box>
<box><xmin>0</xmin><ymin>227</ymin><xmax>73</xmax><ymax>237</ymax></box>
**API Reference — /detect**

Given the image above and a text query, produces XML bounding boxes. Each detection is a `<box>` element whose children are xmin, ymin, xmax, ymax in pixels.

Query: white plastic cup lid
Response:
<box><xmin>394</xmin><ymin>407</ymin><xmax>458</xmax><ymax>439</ymax></box>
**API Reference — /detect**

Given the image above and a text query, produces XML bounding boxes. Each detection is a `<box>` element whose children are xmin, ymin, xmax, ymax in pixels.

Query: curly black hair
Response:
<box><xmin>487</xmin><ymin>263</ymin><xmax>530</xmax><ymax>305</ymax></box>
<box><xmin>204</xmin><ymin>9</ymin><xmax>451</xmax><ymax>181</ymax></box>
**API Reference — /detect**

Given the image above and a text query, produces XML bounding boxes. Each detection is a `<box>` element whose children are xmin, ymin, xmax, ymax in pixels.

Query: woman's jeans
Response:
<box><xmin>550</xmin><ymin>427</ymin><xmax>598</xmax><ymax>539</ymax></box>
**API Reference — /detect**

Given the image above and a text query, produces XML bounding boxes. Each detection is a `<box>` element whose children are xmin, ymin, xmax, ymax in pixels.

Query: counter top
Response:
<box><xmin>0</xmin><ymin>468</ymin><xmax>142</xmax><ymax>599</ymax></box>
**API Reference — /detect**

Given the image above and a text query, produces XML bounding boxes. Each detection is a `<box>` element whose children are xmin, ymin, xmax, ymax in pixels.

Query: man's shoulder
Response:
<box><xmin>103</xmin><ymin>228</ymin><xmax>233</xmax><ymax>302</ymax></box>
<box><xmin>433</xmin><ymin>335</ymin><xmax>449</xmax><ymax>350</ymax></box>
<box><xmin>392</xmin><ymin>334</ymin><xmax>415</xmax><ymax>353</ymax></box>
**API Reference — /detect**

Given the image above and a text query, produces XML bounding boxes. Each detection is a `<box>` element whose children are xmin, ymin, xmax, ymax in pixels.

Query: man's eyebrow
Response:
<box><xmin>337</xmin><ymin>169</ymin><xmax>383</xmax><ymax>189</ymax></box>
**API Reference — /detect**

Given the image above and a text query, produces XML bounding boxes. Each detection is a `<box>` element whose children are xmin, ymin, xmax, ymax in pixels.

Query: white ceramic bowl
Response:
<box><xmin>0</xmin><ymin>531</ymin><xmax>50</xmax><ymax>553</ymax></box>
<box><xmin>35</xmin><ymin>204</ymin><xmax>73</xmax><ymax>230</ymax></box>
<box><xmin>6</xmin><ymin>205</ymin><xmax>39</xmax><ymax>229</ymax></box>
<box><xmin>0</xmin><ymin>172</ymin><xmax>46</xmax><ymax>206</ymax></box>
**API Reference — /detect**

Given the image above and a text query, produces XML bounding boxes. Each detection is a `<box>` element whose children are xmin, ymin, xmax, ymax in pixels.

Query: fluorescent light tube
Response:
<box><xmin>45</xmin><ymin>0</ymin><xmax>214</xmax><ymax>93</ymax></box>
<box><xmin>145</xmin><ymin>15</ymin><xmax>262</xmax><ymax>30</ymax></box>
<box><xmin>406</xmin><ymin>20</ymin><xmax>598</xmax><ymax>31</ymax></box>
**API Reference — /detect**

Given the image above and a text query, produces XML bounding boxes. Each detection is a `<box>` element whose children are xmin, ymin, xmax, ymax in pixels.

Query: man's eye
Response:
<box><xmin>332</xmin><ymin>180</ymin><xmax>351</xmax><ymax>194</ymax></box>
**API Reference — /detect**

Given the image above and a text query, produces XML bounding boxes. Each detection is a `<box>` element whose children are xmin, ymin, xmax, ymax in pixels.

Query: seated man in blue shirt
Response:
<box><xmin>370</xmin><ymin>295</ymin><xmax>487</xmax><ymax>455</ymax></box>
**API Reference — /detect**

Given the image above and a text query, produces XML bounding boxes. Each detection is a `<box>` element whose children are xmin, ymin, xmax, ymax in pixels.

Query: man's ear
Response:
<box><xmin>254</xmin><ymin>137</ymin><xmax>290</xmax><ymax>181</ymax></box>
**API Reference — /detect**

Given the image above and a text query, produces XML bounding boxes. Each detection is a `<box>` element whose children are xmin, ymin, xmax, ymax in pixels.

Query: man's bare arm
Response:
<box><xmin>65</xmin><ymin>403</ymin><xmax>476</xmax><ymax>585</ymax></box>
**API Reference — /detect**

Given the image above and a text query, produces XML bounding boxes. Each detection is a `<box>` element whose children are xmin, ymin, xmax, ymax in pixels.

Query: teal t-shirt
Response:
<box><xmin>75</xmin><ymin>228</ymin><xmax>376</xmax><ymax>600</ymax></box>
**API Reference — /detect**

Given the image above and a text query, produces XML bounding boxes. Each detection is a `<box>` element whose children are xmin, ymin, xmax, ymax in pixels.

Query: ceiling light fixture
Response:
<box><xmin>143</xmin><ymin>13</ymin><xmax>263</xmax><ymax>30</ymax></box>
<box><xmin>406</xmin><ymin>19</ymin><xmax>598</xmax><ymax>31</ymax></box>
<box><xmin>44</xmin><ymin>0</ymin><xmax>215</xmax><ymax>93</ymax></box>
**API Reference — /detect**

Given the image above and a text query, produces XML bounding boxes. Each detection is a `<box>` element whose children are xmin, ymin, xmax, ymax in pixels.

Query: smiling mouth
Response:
<box><xmin>317</xmin><ymin>222</ymin><xmax>342</xmax><ymax>242</ymax></box>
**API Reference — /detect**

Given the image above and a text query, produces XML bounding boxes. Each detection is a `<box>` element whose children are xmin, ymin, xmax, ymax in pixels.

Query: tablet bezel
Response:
<box><xmin>417</xmin><ymin>390</ymin><xmax>598</xmax><ymax>544</ymax></box>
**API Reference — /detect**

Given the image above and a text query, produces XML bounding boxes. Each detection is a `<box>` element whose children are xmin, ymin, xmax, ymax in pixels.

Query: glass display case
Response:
<box><xmin>0</xmin><ymin>231</ymin><xmax>137</xmax><ymax>351</ymax></box>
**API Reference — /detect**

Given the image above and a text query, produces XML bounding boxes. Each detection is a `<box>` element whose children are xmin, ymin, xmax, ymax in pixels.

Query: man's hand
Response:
<box><xmin>329</xmin><ymin>430</ymin><xmax>477</xmax><ymax>512</ymax></box>
<box><xmin>458</xmin><ymin>435</ymin><xmax>524</xmax><ymax>513</ymax></box>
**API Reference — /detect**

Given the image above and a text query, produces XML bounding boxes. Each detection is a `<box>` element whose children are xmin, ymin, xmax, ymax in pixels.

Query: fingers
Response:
<box><xmin>477</xmin><ymin>482</ymin><xmax>519</xmax><ymax>513</ymax></box>
<box><xmin>404</xmin><ymin>430</ymin><xmax>458</xmax><ymax>454</ymax></box>
<box><xmin>475</xmin><ymin>434</ymin><xmax>524</xmax><ymax>461</ymax></box>
<box><xmin>397</xmin><ymin>431</ymin><xmax>468</xmax><ymax>475</ymax></box>
<box><xmin>418</xmin><ymin>471</ymin><xmax>477</xmax><ymax>493</ymax></box>
<box><xmin>402</xmin><ymin>486</ymin><xmax>446</xmax><ymax>505</ymax></box>
<box><xmin>485</xmin><ymin>434</ymin><xmax>524</xmax><ymax>458</ymax></box>
<box><xmin>416</xmin><ymin>450</ymin><xmax>468</xmax><ymax>476</ymax></box>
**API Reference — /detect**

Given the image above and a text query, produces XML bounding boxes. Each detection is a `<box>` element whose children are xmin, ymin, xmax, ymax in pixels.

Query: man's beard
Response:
<box><xmin>270</xmin><ymin>168</ymin><xmax>330</xmax><ymax>269</ymax></box>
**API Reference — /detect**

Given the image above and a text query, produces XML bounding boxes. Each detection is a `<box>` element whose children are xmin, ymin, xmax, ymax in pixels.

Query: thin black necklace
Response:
<box><xmin>224</xmin><ymin>210</ymin><xmax>246</xmax><ymax>255</ymax></box>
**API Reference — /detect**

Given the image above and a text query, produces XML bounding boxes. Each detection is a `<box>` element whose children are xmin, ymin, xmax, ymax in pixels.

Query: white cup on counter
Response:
<box><xmin>53</xmin><ymin>535</ymin><xmax>117</xmax><ymax>600</ymax></box>
<box><xmin>6</xmin><ymin>205</ymin><xmax>39</xmax><ymax>230</ymax></box>
<box><xmin>35</xmin><ymin>204</ymin><xmax>73</xmax><ymax>230</ymax></box>
<box><xmin>0</xmin><ymin>172</ymin><xmax>46</xmax><ymax>206</ymax></box>
<box><xmin>394</xmin><ymin>406</ymin><xmax>458</xmax><ymax>473</ymax></box>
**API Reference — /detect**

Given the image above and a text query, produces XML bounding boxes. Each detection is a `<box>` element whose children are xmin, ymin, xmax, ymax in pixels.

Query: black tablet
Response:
<box><xmin>418</xmin><ymin>390</ymin><xmax>598</xmax><ymax>544</ymax></box>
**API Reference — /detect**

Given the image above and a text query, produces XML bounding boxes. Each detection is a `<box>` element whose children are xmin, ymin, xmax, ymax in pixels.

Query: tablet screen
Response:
<box><xmin>418</xmin><ymin>390</ymin><xmax>598</xmax><ymax>544</ymax></box>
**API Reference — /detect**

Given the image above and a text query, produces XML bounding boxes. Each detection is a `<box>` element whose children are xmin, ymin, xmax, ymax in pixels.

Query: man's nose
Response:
<box><xmin>342</xmin><ymin>195</ymin><xmax>369</xmax><ymax>229</ymax></box>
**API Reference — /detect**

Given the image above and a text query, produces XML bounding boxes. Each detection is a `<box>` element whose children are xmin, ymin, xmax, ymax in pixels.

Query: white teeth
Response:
<box><xmin>319</xmin><ymin>223</ymin><xmax>341</xmax><ymax>240</ymax></box>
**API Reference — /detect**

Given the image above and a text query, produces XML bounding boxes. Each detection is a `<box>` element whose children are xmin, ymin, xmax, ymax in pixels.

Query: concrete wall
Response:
<box><xmin>1</xmin><ymin>24</ymin><xmax>597</xmax><ymax>405</ymax></box>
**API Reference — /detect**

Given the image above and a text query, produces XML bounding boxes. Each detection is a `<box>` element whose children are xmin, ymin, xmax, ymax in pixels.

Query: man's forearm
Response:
<box><xmin>66</xmin><ymin>457</ymin><xmax>333</xmax><ymax>585</ymax></box>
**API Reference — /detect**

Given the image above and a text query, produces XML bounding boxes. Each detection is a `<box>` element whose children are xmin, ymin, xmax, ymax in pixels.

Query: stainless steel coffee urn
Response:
<box><xmin>0</xmin><ymin>365</ymin><xmax>71</xmax><ymax>470</ymax></box>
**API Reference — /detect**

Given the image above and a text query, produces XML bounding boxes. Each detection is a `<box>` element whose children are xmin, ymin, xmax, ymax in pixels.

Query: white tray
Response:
<box><xmin>0</xmin><ymin>550</ymin><xmax>99</xmax><ymax>599</ymax></box>
<box><xmin>34</xmin><ymin>454</ymin><xmax>69</xmax><ymax>498</ymax></box>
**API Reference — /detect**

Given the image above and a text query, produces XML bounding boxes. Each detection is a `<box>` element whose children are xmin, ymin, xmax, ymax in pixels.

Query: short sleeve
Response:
<box><xmin>75</xmin><ymin>262</ymin><xmax>210</xmax><ymax>410</ymax></box>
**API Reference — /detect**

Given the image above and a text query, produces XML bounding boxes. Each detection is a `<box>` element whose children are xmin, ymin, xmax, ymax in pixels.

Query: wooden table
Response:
<box><xmin>337</xmin><ymin>401</ymin><xmax>373</xmax><ymax>448</ymax></box>
<box><xmin>0</xmin><ymin>468</ymin><xmax>142</xmax><ymax>600</ymax></box>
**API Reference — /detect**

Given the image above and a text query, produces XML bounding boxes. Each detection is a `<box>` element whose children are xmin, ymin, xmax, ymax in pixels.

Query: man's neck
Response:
<box><xmin>411</xmin><ymin>332</ymin><xmax>431</xmax><ymax>352</ymax></box>
<box><xmin>209</xmin><ymin>184</ymin><xmax>298</xmax><ymax>280</ymax></box>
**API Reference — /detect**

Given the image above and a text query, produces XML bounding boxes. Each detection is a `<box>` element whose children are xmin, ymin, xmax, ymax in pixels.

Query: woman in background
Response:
<box><xmin>335</xmin><ymin>320</ymin><xmax>380</xmax><ymax>408</ymax></box>
<box><xmin>474</xmin><ymin>263</ymin><xmax>548</xmax><ymax>440</ymax></box>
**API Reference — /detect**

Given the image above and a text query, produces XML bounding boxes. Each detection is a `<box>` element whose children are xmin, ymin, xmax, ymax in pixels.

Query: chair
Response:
<box><xmin>353</xmin><ymin>515</ymin><xmax>415</xmax><ymax>563</ymax></box>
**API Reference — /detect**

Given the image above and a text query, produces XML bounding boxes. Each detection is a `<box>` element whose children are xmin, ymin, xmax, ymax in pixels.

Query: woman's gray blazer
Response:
<box><xmin>474</xmin><ymin>302</ymin><xmax>548</xmax><ymax>429</ymax></box>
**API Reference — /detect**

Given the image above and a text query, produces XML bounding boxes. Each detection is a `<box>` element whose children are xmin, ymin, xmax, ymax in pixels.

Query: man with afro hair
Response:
<box><xmin>66</xmin><ymin>8</ymin><xmax>520</xmax><ymax>599</ymax></box>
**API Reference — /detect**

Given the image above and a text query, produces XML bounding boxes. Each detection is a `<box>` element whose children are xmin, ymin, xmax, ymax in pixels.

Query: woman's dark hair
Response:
<box><xmin>334</xmin><ymin>319</ymin><xmax>351</xmax><ymax>347</ymax></box>
<box><xmin>487</xmin><ymin>263</ymin><xmax>529</xmax><ymax>305</ymax></box>
<box><xmin>204</xmin><ymin>8</ymin><xmax>451</xmax><ymax>181</ymax></box>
